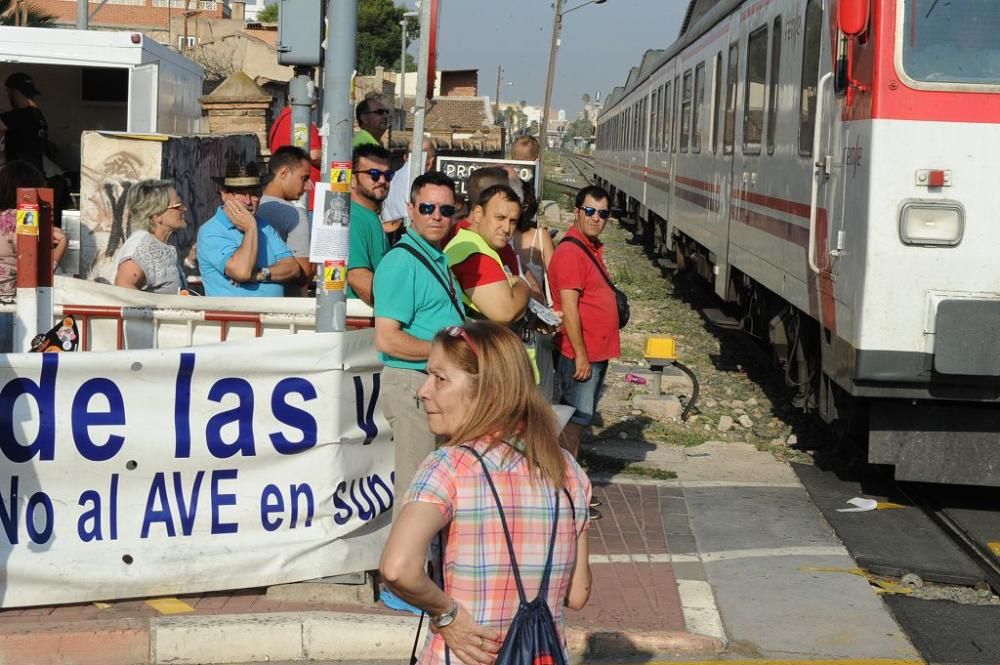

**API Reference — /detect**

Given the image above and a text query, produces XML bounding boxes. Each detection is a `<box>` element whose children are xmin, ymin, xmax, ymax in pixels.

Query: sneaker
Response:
<box><xmin>589</xmin><ymin>507</ymin><xmax>603</xmax><ymax>521</ymax></box>
<box><xmin>380</xmin><ymin>588</ymin><xmax>423</xmax><ymax>615</ymax></box>
<box><xmin>589</xmin><ymin>497</ymin><xmax>602</xmax><ymax>508</ymax></box>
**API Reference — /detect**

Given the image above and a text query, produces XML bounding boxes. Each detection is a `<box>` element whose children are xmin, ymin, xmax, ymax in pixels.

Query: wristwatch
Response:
<box><xmin>256</xmin><ymin>266</ymin><xmax>271</xmax><ymax>282</ymax></box>
<box><xmin>430</xmin><ymin>599</ymin><xmax>459</xmax><ymax>629</ymax></box>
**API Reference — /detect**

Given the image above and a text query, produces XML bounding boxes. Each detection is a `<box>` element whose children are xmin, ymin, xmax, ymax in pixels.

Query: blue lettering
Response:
<box><xmin>289</xmin><ymin>483</ymin><xmax>314</xmax><ymax>528</ymax></box>
<box><xmin>366</xmin><ymin>474</ymin><xmax>394</xmax><ymax>515</ymax></box>
<box><xmin>77</xmin><ymin>489</ymin><xmax>102</xmax><ymax>542</ymax></box>
<box><xmin>350</xmin><ymin>479</ymin><xmax>375</xmax><ymax>521</ymax></box>
<box><xmin>1</xmin><ymin>475</ymin><xmax>18</xmax><ymax>544</ymax></box>
<box><xmin>71</xmin><ymin>378</ymin><xmax>126</xmax><ymax>461</ymax></box>
<box><xmin>210</xmin><ymin>469</ymin><xmax>238</xmax><ymax>534</ymax></box>
<box><xmin>173</xmin><ymin>471</ymin><xmax>204</xmax><ymax>536</ymax></box>
<box><xmin>174</xmin><ymin>353</ymin><xmax>195</xmax><ymax>458</ymax></box>
<box><xmin>332</xmin><ymin>481</ymin><xmax>352</xmax><ymax>526</ymax></box>
<box><xmin>141</xmin><ymin>473</ymin><xmax>176</xmax><ymax>538</ymax></box>
<box><xmin>25</xmin><ymin>491</ymin><xmax>53</xmax><ymax>544</ymax></box>
<box><xmin>354</xmin><ymin>374</ymin><xmax>381</xmax><ymax>445</ymax></box>
<box><xmin>269</xmin><ymin>378</ymin><xmax>317</xmax><ymax>454</ymax></box>
<box><xmin>0</xmin><ymin>353</ymin><xmax>57</xmax><ymax>463</ymax></box>
<box><xmin>260</xmin><ymin>484</ymin><xmax>284</xmax><ymax>531</ymax></box>
<box><xmin>206</xmin><ymin>379</ymin><xmax>255</xmax><ymax>458</ymax></box>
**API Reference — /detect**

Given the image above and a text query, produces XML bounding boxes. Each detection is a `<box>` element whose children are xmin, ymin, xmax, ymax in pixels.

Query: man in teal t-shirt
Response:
<box><xmin>346</xmin><ymin>144</ymin><xmax>392</xmax><ymax>305</ymax></box>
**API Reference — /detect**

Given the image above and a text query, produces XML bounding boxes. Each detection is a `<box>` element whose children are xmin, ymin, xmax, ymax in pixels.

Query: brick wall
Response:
<box><xmin>32</xmin><ymin>0</ymin><xmax>227</xmax><ymax>30</ymax></box>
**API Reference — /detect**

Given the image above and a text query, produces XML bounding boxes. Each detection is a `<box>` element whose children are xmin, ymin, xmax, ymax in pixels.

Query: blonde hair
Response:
<box><xmin>434</xmin><ymin>321</ymin><xmax>566</xmax><ymax>489</ymax></box>
<box><xmin>126</xmin><ymin>179</ymin><xmax>175</xmax><ymax>232</ymax></box>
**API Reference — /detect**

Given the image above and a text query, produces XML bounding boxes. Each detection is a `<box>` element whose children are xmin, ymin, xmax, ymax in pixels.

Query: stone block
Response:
<box><xmin>632</xmin><ymin>394</ymin><xmax>683</xmax><ymax>421</ymax></box>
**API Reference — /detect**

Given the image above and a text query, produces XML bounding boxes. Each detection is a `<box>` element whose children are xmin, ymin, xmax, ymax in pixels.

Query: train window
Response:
<box><xmin>680</xmin><ymin>70</ymin><xmax>692</xmax><ymax>152</ymax></box>
<box><xmin>767</xmin><ymin>17</ymin><xmax>782</xmax><ymax>155</ymax></box>
<box><xmin>799</xmin><ymin>0</ymin><xmax>823</xmax><ymax>156</ymax></box>
<box><xmin>673</xmin><ymin>75</ymin><xmax>680</xmax><ymax>153</ymax></box>
<box><xmin>723</xmin><ymin>42</ymin><xmax>738</xmax><ymax>155</ymax></box>
<box><xmin>692</xmin><ymin>63</ymin><xmax>706</xmax><ymax>153</ymax></box>
<box><xmin>663</xmin><ymin>82</ymin><xmax>672</xmax><ymax>151</ymax></box>
<box><xmin>743</xmin><ymin>25</ymin><xmax>767</xmax><ymax>155</ymax></box>
<box><xmin>651</xmin><ymin>88</ymin><xmax>660</xmax><ymax>151</ymax></box>
<box><xmin>712</xmin><ymin>52</ymin><xmax>723</xmax><ymax>154</ymax></box>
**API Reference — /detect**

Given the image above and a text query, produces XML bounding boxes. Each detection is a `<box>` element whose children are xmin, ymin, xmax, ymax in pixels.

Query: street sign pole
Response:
<box><xmin>408</xmin><ymin>0</ymin><xmax>434</xmax><ymax>187</ymax></box>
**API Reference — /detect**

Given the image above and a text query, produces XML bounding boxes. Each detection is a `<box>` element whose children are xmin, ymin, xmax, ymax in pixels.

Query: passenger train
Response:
<box><xmin>594</xmin><ymin>0</ymin><xmax>1000</xmax><ymax>486</ymax></box>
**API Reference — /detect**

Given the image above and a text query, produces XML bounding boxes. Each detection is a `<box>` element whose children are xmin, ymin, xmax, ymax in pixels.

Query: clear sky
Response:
<box><xmin>401</xmin><ymin>0</ymin><xmax>688</xmax><ymax>115</ymax></box>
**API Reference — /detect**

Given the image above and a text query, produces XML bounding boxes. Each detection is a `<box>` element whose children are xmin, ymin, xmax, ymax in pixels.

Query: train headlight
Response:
<box><xmin>899</xmin><ymin>202</ymin><xmax>964</xmax><ymax>246</ymax></box>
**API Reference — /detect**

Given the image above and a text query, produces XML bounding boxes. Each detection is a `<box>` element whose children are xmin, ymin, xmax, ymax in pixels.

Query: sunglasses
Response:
<box><xmin>417</xmin><ymin>202</ymin><xmax>457</xmax><ymax>218</ymax></box>
<box><xmin>445</xmin><ymin>326</ymin><xmax>479</xmax><ymax>356</ymax></box>
<box><xmin>362</xmin><ymin>168</ymin><xmax>394</xmax><ymax>182</ymax></box>
<box><xmin>364</xmin><ymin>108</ymin><xmax>391</xmax><ymax>117</ymax></box>
<box><xmin>165</xmin><ymin>202</ymin><xmax>186</xmax><ymax>211</ymax></box>
<box><xmin>580</xmin><ymin>206</ymin><xmax>611</xmax><ymax>220</ymax></box>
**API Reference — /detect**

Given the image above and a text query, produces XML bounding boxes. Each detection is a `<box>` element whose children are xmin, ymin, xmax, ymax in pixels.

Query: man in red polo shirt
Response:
<box><xmin>549</xmin><ymin>185</ymin><xmax>621</xmax><ymax>470</ymax></box>
<box><xmin>268</xmin><ymin>102</ymin><xmax>322</xmax><ymax>210</ymax></box>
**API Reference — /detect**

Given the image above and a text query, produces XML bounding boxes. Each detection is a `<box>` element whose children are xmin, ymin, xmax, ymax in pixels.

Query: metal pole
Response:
<box><xmin>494</xmin><ymin>65</ymin><xmax>502</xmax><ymax>120</ymax></box>
<box><xmin>408</xmin><ymin>0</ymin><xmax>433</xmax><ymax>187</ymax></box>
<box><xmin>539</xmin><ymin>0</ymin><xmax>563</xmax><ymax>186</ymax></box>
<box><xmin>317</xmin><ymin>0</ymin><xmax>356</xmax><ymax>333</ymax></box>
<box><xmin>289</xmin><ymin>66</ymin><xmax>314</xmax><ymax>211</ymax></box>
<box><xmin>399</xmin><ymin>19</ymin><xmax>407</xmax><ymax>131</ymax></box>
<box><xmin>76</xmin><ymin>0</ymin><xmax>89</xmax><ymax>29</ymax></box>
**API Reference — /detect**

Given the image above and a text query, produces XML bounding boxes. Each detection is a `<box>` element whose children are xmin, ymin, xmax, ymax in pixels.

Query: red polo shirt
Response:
<box><xmin>449</xmin><ymin>219</ymin><xmax>520</xmax><ymax>289</ymax></box>
<box><xmin>268</xmin><ymin>107</ymin><xmax>321</xmax><ymax>210</ymax></box>
<box><xmin>548</xmin><ymin>226</ymin><xmax>621</xmax><ymax>362</ymax></box>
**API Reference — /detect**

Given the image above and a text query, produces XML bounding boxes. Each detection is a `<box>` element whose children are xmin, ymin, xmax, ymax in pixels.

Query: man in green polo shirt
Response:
<box><xmin>347</xmin><ymin>144</ymin><xmax>393</xmax><ymax>305</ymax></box>
<box><xmin>353</xmin><ymin>96</ymin><xmax>390</xmax><ymax>148</ymax></box>
<box><xmin>373</xmin><ymin>171</ymin><xmax>464</xmax><ymax>516</ymax></box>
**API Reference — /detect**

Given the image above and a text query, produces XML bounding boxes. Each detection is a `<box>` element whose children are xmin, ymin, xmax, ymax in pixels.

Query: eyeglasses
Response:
<box><xmin>165</xmin><ymin>202</ymin><xmax>186</xmax><ymax>211</ymax></box>
<box><xmin>445</xmin><ymin>326</ymin><xmax>479</xmax><ymax>356</ymax></box>
<box><xmin>362</xmin><ymin>168</ymin><xmax>394</xmax><ymax>182</ymax></box>
<box><xmin>364</xmin><ymin>108</ymin><xmax>391</xmax><ymax>117</ymax></box>
<box><xmin>417</xmin><ymin>202</ymin><xmax>457</xmax><ymax>218</ymax></box>
<box><xmin>580</xmin><ymin>206</ymin><xmax>611</xmax><ymax>220</ymax></box>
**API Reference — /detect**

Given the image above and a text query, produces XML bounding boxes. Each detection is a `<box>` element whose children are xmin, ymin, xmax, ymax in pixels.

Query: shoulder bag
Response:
<box><xmin>560</xmin><ymin>236</ymin><xmax>630</xmax><ymax>329</ymax></box>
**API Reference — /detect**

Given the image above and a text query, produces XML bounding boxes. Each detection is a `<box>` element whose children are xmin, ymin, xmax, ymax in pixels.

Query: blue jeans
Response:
<box><xmin>556</xmin><ymin>354</ymin><xmax>609</xmax><ymax>426</ymax></box>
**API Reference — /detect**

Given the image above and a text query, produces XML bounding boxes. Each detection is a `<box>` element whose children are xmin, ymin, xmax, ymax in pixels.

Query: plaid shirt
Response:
<box><xmin>405</xmin><ymin>439</ymin><xmax>592</xmax><ymax>665</ymax></box>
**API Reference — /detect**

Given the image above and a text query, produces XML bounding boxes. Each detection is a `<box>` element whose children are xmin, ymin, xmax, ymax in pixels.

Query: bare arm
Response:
<box><xmin>114</xmin><ymin>259</ymin><xmax>146</xmax><ymax>290</ymax></box>
<box><xmin>559</xmin><ymin>288</ymin><xmax>591</xmax><ymax>381</ymax></box>
<box><xmin>380</xmin><ymin>502</ymin><xmax>501</xmax><ymax>664</ymax></box>
<box><xmin>466</xmin><ymin>278</ymin><xmax>530</xmax><ymax>324</ymax></box>
<box><xmin>374</xmin><ymin>316</ymin><xmax>433</xmax><ymax>361</ymax></box>
<box><xmin>564</xmin><ymin>529</ymin><xmax>592</xmax><ymax>610</ymax></box>
<box><xmin>539</xmin><ymin>226</ymin><xmax>557</xmax><ymax>269</ymax></box>
<box><xmin>265</xmin><ymin>256</ymin><xmax>302</xmax><ymax>283</ymax></box>
<box><xmin>347</xmin><ymin>267</ymin><xmax>375</xmax><ymax>306</ymax></box>
<box><xmin>52</xmin><ymin>227</ymin><xmax>68</xmax><ymax>269</ymax></box>
<box><xmin>309</xmin><ymin>148</ymin><xmax>322</xmax><ymax>168</ymax></box>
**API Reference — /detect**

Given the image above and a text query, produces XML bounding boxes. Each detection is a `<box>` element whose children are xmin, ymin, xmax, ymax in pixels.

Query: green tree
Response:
<box><xmin>563</xmin><ymin>116</ymin><xmax>594</xmax><ymax>142</ymax></box>
<box><xmin>357</xmin><ymin>0</ymin><xmax>418</xmax><ymax>75</ymax></box>
<box><xmin>0</xmin><ymin>0</ymin><xmax>54</xmax><ymax>26</ymax></box>
<box><xmin>256</xmin><ymin>1</ymin><xmax>278</xmax><ymax>23</ymax></box>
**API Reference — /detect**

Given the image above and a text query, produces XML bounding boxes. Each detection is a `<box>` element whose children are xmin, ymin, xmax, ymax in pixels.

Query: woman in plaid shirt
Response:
<box><xmin>380</xmin><ymin>321</ymin><xmax>593</xmax><ymax>665</ymax></box>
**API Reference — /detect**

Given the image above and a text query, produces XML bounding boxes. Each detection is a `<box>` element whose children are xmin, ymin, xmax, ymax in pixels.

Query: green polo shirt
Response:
<box><xmin>373</xmin><ymin>228</ymin><xmax>465</xmax><ymax>371</ymax></box>
<box><xmin>353</xmin><ymin>129</ymin><xmax>379</xmax><ymax>148</ymax></box>
<box><xmin>347</xmin><ymin>201</ymin><xmax>389</xmax><ymax>299</ymax></box>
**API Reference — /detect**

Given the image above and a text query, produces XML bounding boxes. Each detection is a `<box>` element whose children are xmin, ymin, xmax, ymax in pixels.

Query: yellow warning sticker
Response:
<box><xmin>144</xmin><ymin>597</ymin><xmax>194</xmax><ymax>615</ymax></box>
<box><xmin>16</xmin><ymin>207</ymin><xmax>38</xmax><ymax>236</ymax></box>
<box><xmin>292</xmin><ymin>122</ymin><xmax>309</xmax><ymax>150</ymax></box>
<box><xmin>330</xmin><ymin>160</ymin><xmax>352</xmax><ymax>193</ymax></box>
<box><xmin>324</xmin><ymin>259</ymin><xmax>346</xmax><ymax>292</ymax></box>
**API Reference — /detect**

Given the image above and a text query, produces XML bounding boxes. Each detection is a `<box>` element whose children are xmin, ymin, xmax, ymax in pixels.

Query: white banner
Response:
<box><xmin>0</xmin><ymin>331</ymin><xmax>392</xmax><ymax>608</ymax></box>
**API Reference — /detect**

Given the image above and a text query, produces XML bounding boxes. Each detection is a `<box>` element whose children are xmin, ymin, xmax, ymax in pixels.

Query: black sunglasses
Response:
<box><xmin>417</xmin><ymin>202</ymin><xmax>457</xmax><ymax>218</ymax></box>
<box><xmin>362</xmin><ymin>168</ymin><xmax>394</xmax><ymax>182</ymax></box>
<box><xmin>364</xmin><ymin>108</ymin><xmax>391</xmax><ymax>116</ymax></box>
<box><xmin>581</xmin><ymin>206</ymin><xmax>611</xmax><ymax>220</ymax></box>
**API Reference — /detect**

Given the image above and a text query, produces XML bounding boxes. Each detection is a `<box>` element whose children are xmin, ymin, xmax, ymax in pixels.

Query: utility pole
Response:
<box><xmin>494</xmin><ymin>65</ymin><xmax>502</xmax><ymax>120</ymax></box>
<box><xmin>408</xmin><ymin>0</ymin><xmax>434</xmax><ymax>188</ymax></box>
<box><xmin>289</xmin><ymin>65</ymin><xmax>314</xmax><ymax>201</ymax></box>
<box><xmin>539</xmin><ymin>0</ymin><xmax>563</xmax><ymax>186</ymax></box>
<box><xmin>76</xmin><ymin>0</ymin><xmax>88</xmax><ymax>29</ymax></box>
<box><xmin>317</xmin><ymin>0</ymin><xmax>356</xmax><ymax>333</ymax></box>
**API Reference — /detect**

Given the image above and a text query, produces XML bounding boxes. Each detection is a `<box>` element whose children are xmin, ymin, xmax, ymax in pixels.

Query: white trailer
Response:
<box><xmin>0</xmin><ymin>26</ymin><xmax>204</xmax><ymax>171</ymax></box>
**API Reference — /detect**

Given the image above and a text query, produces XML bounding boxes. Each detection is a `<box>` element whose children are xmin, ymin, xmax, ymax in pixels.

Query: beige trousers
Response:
<box><xmin>381</xmin><ymin>365</ymin><xmax>440</xmax><ymax>518</ymax></box>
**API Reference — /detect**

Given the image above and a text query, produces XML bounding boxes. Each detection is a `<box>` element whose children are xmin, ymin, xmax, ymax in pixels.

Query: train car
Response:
<box><xmin>594</xmin><ymin>0</ymin><xmax>1000</xmax><ymax>486</ymax></box>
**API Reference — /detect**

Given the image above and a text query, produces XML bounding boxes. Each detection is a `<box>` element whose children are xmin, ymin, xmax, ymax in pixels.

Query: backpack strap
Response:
<box><xmin>459</xmin><ymin>444</ymin><xmax>560</xmax><ymax>603</ymax></box>
<box><xmin>392</xmin><ymin>243</ymin><xmax>465</xmax><ymax>320</ymax></box>
<box><xmin>561</xmin><ymin>236</ymin><xmax>616</xmax><ymax>292</ymax></box>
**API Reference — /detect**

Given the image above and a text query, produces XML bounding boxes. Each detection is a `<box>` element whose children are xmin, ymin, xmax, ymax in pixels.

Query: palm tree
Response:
<box><xmin>0</xmin><ymin>0</ymin><xmax>55</xmax><ymax>27</ymax></box>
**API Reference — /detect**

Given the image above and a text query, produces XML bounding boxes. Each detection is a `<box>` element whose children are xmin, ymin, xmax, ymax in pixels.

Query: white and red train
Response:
<box><xmin>594</xmin><ymin>0</ymin><xmax>1000</xmax><ymax>486</ymax></box>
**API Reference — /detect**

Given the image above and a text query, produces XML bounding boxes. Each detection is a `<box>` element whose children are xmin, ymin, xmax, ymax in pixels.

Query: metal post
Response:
<box><xmin>76</xmin><ymin>0</ymin><xmax>89</xmax><ymax>29</ymax></box>
<box><xmin>289</xmin><ymin>66</ymin><xmax>314</xmax><ymax>212</ymax></box>
<box><xmin>539</xmin><ymin>0</ymin><xmax>563</xmax><ymax>186</ymax></box>
<box><xmin>317</xmin><ymin>0</ymin><xmax>356</xmax><ymax>333</ymax></box>
<box><xmin>494</xmin><ymin>65</ymin><xmax>502</xmax><ymax>120</ymax></box>
<box><xmin>408</xmin><ymin>0</ymin><xmax>433</xmax><ymax>188</ymax></box>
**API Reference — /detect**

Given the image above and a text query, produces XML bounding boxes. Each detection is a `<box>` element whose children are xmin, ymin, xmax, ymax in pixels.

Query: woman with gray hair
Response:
<box><xmin>114</xmin><ymin>179</ymin><xmax>187</xmax><ymax>293</ymax></box>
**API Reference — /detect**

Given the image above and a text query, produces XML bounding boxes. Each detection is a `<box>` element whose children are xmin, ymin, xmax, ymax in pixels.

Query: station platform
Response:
<box><xmin>0</xmin><ymin>479</ymin><xmax>722</xmax><ymax>665</ymax></box>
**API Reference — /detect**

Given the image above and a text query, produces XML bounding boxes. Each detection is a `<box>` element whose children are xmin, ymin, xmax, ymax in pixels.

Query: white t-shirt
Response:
<box><xmin>380</xmin><ymin>160</ymin><xmax>410</xmax><ymax>225</ymax></box>
<box><xmin>115</xmin><ymin>230</ymin><xmax>184</xmax><ymax>294</ymax></box>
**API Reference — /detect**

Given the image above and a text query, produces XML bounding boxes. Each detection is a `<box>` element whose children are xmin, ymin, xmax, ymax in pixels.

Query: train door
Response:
<box><xmin>714</xmin><ymin>38</ymin><xmax>740</xmax><ymax>298</ymax></box>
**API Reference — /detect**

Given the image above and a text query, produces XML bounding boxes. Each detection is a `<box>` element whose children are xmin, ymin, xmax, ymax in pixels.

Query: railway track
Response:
<box><xmin>544</xmin><ymin>152</ymin><xmax>594</xmax><ymax>195</ymax></box>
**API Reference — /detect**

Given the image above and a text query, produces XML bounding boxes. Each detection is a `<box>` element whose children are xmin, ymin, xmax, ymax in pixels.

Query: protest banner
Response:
<box><xmin>0</xmin><ymin>331</ymin><xmax>391</xmax><ymax>608</ymax></box>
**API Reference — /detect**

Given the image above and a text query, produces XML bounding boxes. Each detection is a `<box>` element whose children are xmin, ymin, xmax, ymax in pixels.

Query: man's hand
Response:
<box><xmin>573</xmin><ymin>353</ymin><xmax>592</xmax><ymax>382</ymax></box>
<box><xmin>224</xmin><ymin>199</ymin><xmax>256</xmax><ymax>233</ymax></box>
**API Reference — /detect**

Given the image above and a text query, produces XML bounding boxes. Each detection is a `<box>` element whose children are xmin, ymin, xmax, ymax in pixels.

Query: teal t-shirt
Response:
<box><xmin>373</xmin><ymin>229</ymin><xmax>465</xmax><ymax>370</ymax></box>
<box><xmin>347</xmin><ymin>201</ymin><xmax>389</xmax><ymax>298</ymax></box>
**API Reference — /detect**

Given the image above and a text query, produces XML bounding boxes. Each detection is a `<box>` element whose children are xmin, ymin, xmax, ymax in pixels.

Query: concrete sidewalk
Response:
<box><xmin>0</xmin><ymin>479</ymin><xmax>724</xmax><ymax>665</ymax></box>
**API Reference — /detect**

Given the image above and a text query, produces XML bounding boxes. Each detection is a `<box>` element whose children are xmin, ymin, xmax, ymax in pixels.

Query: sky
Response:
<box><xmin>401</xmin><ymin>0</ymin><xmax>688</xmax><ymax>116</ymax></box>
